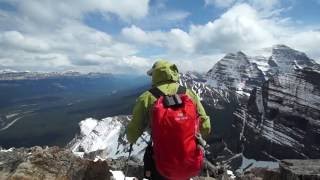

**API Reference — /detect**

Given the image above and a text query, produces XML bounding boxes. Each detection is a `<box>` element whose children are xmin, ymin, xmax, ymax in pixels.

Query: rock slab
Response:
<box><xmin>280</xmin><ymin>159</ymin><xmax>320</xmax><ymax>180</ymax></box>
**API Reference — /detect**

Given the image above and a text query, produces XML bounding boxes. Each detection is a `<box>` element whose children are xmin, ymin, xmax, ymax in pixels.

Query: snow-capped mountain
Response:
<box><xmin>268</xmin><ymin>44</ymin><xmax>320</xmax><ymax>75</ymax></box>
<box><xmin>68</xmin><ymin>116</ymin><xmax>149</xmax><ymax>162</ymax></box>
<box><xmin>205</xmin><ymin>45</ymin><xmax>320</xmax><ymax>97</ymax></box>
<box><xmin>206</xmin><ymin>51</ymin><xmax>265</xmax><ymax>96</ymax></box>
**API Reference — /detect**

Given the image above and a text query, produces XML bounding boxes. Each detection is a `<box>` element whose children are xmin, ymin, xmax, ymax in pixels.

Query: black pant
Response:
<box><xmin>143</xmin><ymin>145</ymin><xmax>165</xmax><ymax>180</ymax></box>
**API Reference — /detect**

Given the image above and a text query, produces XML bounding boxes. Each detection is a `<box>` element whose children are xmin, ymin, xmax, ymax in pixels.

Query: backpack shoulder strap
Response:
<box><xmin>177</xmin><ymin>85</ymin><xmax>186</xmax><ymax>94</ymax></box>
<box><xmin>149</xmin><ymin>87</ymin><xmax>165</xmax><ymax>98</ymax></box>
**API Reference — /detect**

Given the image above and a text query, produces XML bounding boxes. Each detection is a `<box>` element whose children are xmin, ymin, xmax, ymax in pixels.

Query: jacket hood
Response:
<box><xmin>149</xmin><ymin>60</ymin><xmax>180</xmax><ymax>86</ymax></box>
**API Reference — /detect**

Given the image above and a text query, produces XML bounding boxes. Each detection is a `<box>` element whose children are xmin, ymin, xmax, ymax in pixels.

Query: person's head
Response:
<box><xmin>147</xmin><ymin>60</ymin><xmax>179</xmax><ymax>86</ymax></box>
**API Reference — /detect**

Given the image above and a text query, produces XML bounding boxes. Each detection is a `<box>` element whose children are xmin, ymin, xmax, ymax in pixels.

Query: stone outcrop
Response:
<box><xmin>237</xmin><ymin>159</ymin><xmax>320</xmax><ymax>180</ymax></box>
<box><xmin>280</xmin><ymin>159</ymin><xmax>320</xmax><ymax>180</ymax></box>
<box><xmin>0</xmin><ymin>146</ymin><xmax>111</xmax><ymax>180</ymax></box>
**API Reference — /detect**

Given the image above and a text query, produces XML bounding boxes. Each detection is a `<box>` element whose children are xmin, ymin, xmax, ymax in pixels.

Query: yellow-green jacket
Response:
<box><xmin>126</xmin><ymin>60</ymin><xmax>211</xmax><ymax>144</ymax></box>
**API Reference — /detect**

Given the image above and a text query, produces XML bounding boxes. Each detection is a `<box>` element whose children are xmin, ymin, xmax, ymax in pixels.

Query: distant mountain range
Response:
<box><xmin>0</xmin><ymin>70</ymin><xmax>113</xmax><ymax>80</ymax></box>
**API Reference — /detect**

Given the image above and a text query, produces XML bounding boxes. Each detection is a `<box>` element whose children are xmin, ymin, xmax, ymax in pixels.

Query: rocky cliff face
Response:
<box><xmin>229</xmin><ymin>45</ymin><xmax>320</xmax><ymax>160</ymax></box>
<box><xmin>236</xmin><ymin>68</ymin><xmax>320</xmax><ymax>160</ymax></box>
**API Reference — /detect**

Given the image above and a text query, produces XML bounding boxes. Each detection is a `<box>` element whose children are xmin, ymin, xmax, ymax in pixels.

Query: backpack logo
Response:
<box><xmin>175</xmin><ymin>111</ymin><xmax>188</xmax><ymax>121</ymax></box>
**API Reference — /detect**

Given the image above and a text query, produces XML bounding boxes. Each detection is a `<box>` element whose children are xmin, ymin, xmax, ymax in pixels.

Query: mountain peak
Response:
<box><xmin>269</xmin><ymin>44</ymin><xmax>318</xmax><ymax>73</ymax></box>
<box><xmin>224</xmin><ymin>51</ymin><xmax>247</xmax><ymax>59</ymax></box>
<box><xmin>236</xmin><ymin>51</ymin><xmax>246</xmax><ymax>56</ymax></box>
<box><xmin>272</xmin><ymin>44</ymin><xmax>292</xmax><ymax>50</ymax></box>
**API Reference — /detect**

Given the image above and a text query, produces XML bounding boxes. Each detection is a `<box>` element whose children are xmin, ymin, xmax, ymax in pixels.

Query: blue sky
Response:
<box><xmin>0</xmin><ymin>0</ymin><xmax>319</xmax><ymax>73</ymax></box>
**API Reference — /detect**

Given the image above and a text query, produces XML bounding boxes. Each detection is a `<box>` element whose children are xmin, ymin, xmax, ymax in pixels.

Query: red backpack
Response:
<box><xmin>149</xmin><ymin>86</ymin><xmax>204</xmax><ymax>180</ymax></box>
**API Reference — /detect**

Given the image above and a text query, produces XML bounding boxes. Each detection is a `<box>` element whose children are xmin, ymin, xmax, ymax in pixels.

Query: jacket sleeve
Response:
<box><xmin>187</xmin><ymin>89</ymin><xmax>211</xmax><ymax>137</ymax></box>
<box><xmin>126</xmin><ymin>92</ymin><xmax>150</xmax><ymax>144</ymax></box>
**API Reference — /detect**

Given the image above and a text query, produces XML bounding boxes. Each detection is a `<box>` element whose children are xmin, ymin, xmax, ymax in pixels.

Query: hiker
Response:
<box><xmin>126</xmin><ymin>60</ymin><xmax>211</xmax><ymax>180</ymax></box>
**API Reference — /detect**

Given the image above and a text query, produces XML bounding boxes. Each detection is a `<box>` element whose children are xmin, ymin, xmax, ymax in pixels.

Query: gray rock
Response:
<box><xmin>237</xmin><ymin>159</ymin><xmax>320</xmax><ymax>180</ymax></box>
<box><xmin>0</xmin><ymin>146</ymin><xmax>111</xmax><ymax>180</ymax></box>
<box><xmin>280</xmin><ymin>159</ymin><xmax>320</xmax><ymax>180</ymax></box>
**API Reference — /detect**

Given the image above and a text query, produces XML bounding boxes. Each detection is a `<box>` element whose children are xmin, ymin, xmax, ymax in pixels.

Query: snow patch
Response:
<box><xmin>227</xmin><ymin>170</ymin><xmax>236</xmax><ymax>179</ymax></box>
<box><xmin>0</xmin><ymin>147</ymin><xmax>14</xmax><ymax>152</ymax></box>
<box><xmin>69</xmin><ymin>116</ymin><xmax>149</xmax><ymax>161</ymax></box>
<box><xmin>110</xmin><ymin>170</ymin><xmax>138</xmax><ymax>180</ymax></box>
<box><xmin>79</xmin><ymin>118</ymin><xmax>98</xmax><ymax>136</ymax></box>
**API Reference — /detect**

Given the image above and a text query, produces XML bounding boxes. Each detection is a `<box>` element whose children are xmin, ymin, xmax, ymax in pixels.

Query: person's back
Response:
<box><xmin>126</xmin><ymin>60</ymin><xmax>211</xmax><ymax>179</ymax></box>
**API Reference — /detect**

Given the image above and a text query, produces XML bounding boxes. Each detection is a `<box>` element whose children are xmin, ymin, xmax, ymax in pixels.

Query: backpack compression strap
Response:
<box><xmin>177</xmin><ymin>85</ymin><xmax>186</xmax><ymax>94</ymax></box>
<box><xmin>149</xmin><ymin>85</ymin><xmax>186</xmax><ymax>98</ymax></box>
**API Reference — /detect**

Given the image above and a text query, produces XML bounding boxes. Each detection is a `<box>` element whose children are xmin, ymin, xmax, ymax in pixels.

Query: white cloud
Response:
<box><xmin>79</xmin><ymin>54</ymin><xmax>151</xmax><ymax>73</ymax></box>
<box><xmin>131</xmin><ymin>3</ymin><xmax>190</xmax><ymax>30</ymax></box>
<box><xmin>0</xmin><ymin>1</ymin><xmax>151</xmax><ymax>73</ymax></box>
<box><xmin>121</xmin><ymin>3</ymin><xmax>320</xmax><ymax>72</ymax></box>
<box><xmin>160</xmin><ymin>10</ymin><xmax>190</xmax><ymax>21</ymax></box>
<box><xmin>158</xmin><ymin>53</ymin><xmax>225</xmax><ymax>73</ymax></box>
<box><xmin>191</xmin><ymin>4</ymin><xmax>277</xmax><ymax>53</ymax></box>
<box><xmin>0</xmin><ymin>22</ymin><xmax>147</xmax><ymax>73</ymax></box>
<box><xmin>247</xmin><ymin>0</ymin><xmax>280</xmax><ymax>10</ymax></box>
<box><xmin>205</xmin><ymin>0</ymin><xmax>236</xmax><ymax>8</ymax></box>
<box><xmin>122</xmin><ymin>4</ymin><xmax>278</xmax><ymax>54</ymax></box>
<box><xmin>121</xmin><ymin>25</ymin><xmax>194</xmax><ymax>53</ymax></box>
<box><xmin>4</xmin><ymin>0</ymin><xmax>149</xmax><ymax>23</ymax></box>
<box><xmin>121</xmin><ymin>25</ymin><xmax>152</xmax><ymax>44</ymax></box>
<box><xmin>205</xmin><ymin>0</ymin><xmax>281</xmax><ymax>11</ymax></box>
<box><xmin>286</xmin><ymin>30</ymin><xmax>320</xmax><ymax>60</ymax></box>
<box><xmin>0</xmin><ymin>31</ymin><xmax>50</xmax><ymax>52</ymax></box>
<box><xmin>0</xmin><ymin>0</ymin><xmax>318</xmax><ymax>74</ymax></box>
